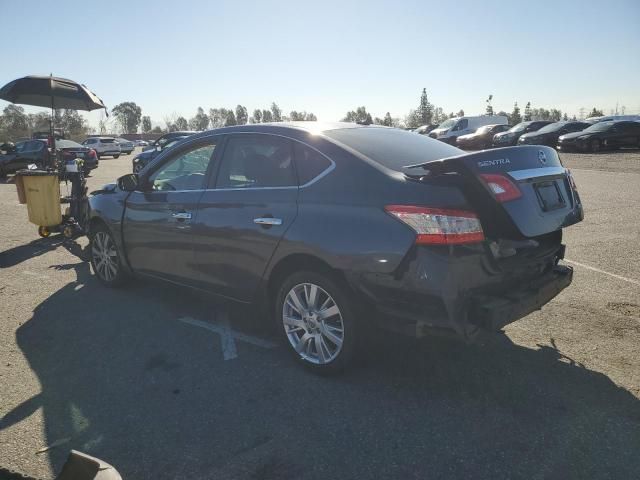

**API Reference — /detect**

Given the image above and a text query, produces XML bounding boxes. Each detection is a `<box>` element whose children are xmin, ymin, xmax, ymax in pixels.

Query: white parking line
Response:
<box><xmin>178</xmin><ymin>313</ymin><xmax>277</xmax><ymax>360</ymax></box>
<box><xmin>565</xmin><ymin>259</ymin><xmax>640</xmax><ymax>287</ymax></box>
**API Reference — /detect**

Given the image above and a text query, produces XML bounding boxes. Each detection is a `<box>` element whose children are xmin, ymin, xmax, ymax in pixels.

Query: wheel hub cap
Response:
<box><xmin>283</xmin><ymin>282</ymin><xmax>345</xmax><ymax>365</ymax></box>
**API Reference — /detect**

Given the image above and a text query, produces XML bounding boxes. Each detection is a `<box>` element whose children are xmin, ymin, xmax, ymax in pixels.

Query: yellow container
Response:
<box><xmin>21</xmin><ymin>172</ymin><xmax>62</xmax><ymax>227</ymax></box>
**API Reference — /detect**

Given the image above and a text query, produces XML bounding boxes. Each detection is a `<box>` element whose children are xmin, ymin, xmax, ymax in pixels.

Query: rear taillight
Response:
<box><xmin>479</xmin><ymin>173</ymin><xmax>522</xmax><ymax>202</ymax></box>
<box><xmin>385</xmin><ymin>205</ymin><xmax>485</xmax><ymax>245</ymax></box>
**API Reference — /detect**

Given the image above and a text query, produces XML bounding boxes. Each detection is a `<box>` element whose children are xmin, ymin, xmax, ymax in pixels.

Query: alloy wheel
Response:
<box><xmin>283</xmin><ymin>283</ymin><xmax>345</xmax><ymax>365</ymax></box>
<box><xmin>92</xmin><ymin>231</ymin><xmax>119</xmax><ymax>281</ymax></box>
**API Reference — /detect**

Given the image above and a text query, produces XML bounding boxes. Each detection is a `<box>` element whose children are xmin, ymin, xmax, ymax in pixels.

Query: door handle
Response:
<box><xmin>253</xmin><ymin>217</ymin><xmax>282</xmax><ymax>226</ymax></box>
<box><xmin>172</xmin><ymin>211</ymin><xmax>192</xmax><ymax>220</ymax></box>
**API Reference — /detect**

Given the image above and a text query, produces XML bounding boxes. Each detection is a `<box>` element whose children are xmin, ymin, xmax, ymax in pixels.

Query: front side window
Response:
<box><xmin>149</xmin><ymin>143</ymin><xmax>216</xmax><ymax>191</ymax></box>
<box><xmin>216</xmin><ymin>135</ymin><xmax>295</xmax><ymax>188</ymax></box>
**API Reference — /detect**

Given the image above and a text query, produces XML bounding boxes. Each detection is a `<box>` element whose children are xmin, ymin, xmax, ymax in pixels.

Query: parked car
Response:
<box><xmin>135</xmin><ymin>139</ymin><xmax>149</xmax><ymax>147</ymax></box>
<box><xmin>88</xmin><ymin>123</ymin><xmax>583</xmax><ymax>372</ymax></box>
<box><xmin>143</xmin><ymin>131</ymin><xmax>196</xmax><ymax>151</ymax></box>
<box><xmin>82</xmin><ymin>137</ymin><xmax>121</xmax><ymax>159</ymax></box>
<box><xmin>456</xmin><ymin>124</ymin><xmax>511</xmax><ymax>150</ymax></box>
<box><xmin>132</xmin><ymin>135</ymin><xmax>190</xmax><ymax>172</ymax></box>
<box><xmin>57</xmin><ymin>139</ymin><xmax>99</xmax><ymax>174</ymax></box>
<box><xmin>558</xmin><ymin>120</ymin><xmax>640</xmax><ymax>152</ymax></box>
<box><xmin>518</xmin><ymin>121</ymin><xmax>590</xmax><ymax>147</ymax></box>
<box><xmin>414</xmin><ymin>124</ymin><xmax>438</xmax><ymax>135</ymax></box>
<box><xmin>116</xmin><ymin>138</ymin><xmax>135</xmax><ymax>154</ymax></box>
<box><xmin>492</xmin><ymin>121</ymin><xmax>553</xmax><ymax>147</ymax></box>
<box><xmin>0</xmin><ymin>138</ymin><xmax>98</xmax><ymax>177</ymax></box>
<box><xmin>429</xmin><ymin>115</ymin><xmax>508</xmax><ymax>144</ymax></box>
<box><xmin>0</xmin><ymin>139</ymin><xmax>48</xmax><ymax>177</ymax></box>
<box><xmin>585</xmin><ymin>114</ymin><xmax>640</xmax><ymax>123</ymax></box>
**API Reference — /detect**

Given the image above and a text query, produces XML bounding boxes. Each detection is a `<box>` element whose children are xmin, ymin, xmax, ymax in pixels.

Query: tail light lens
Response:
<box><xmin>479</xmin><ymin>173</ymin><xmax>522</xmax><ymax>202</ymax></box>
<box><xmin>385</xmin><ymin>205</ymin><xmax>485</xmax><ymax>245</ymax></box>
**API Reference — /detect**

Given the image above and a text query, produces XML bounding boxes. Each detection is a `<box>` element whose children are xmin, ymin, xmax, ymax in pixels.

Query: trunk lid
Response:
<box><xmin>403</xmin><ymin>146</ymin><xmax>584</xmax><ymax>239</ymax></box>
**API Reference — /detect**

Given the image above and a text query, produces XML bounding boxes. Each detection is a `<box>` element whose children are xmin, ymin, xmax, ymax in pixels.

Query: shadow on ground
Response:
<box><xmin>3</xmin><ymin>260</ymin><xmax>640</xmax><ymax>479</ymax></box>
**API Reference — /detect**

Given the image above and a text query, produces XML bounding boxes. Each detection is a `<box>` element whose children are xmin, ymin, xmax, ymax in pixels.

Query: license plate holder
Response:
<box><xmin>535</xmin><ymin>180</ymin><xmax>565</xmax><ymax>211</ymax></box>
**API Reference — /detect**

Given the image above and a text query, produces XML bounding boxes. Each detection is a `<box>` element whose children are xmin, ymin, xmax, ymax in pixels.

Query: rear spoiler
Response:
<box><xmin>401</xmin><ymin>146</ymin><xmax>561</xmax><ymax>179</ymax></box>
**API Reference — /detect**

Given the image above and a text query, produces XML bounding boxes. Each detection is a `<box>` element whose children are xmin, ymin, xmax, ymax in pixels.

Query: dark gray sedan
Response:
<box><xmin>88</xmin><ymin>123</ymin><xmax>583</xmax><ymax>372</ymax></box>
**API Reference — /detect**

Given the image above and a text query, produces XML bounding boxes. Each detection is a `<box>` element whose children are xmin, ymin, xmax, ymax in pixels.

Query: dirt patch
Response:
<box><xmin>607</xmin><ymin>302</ymin><xmax>640</xmax><ymax>319</ymax></box>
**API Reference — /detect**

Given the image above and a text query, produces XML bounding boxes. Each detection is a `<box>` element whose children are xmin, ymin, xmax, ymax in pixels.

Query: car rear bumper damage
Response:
<box><xmin>351</xmin><ymin>243</ymin><xmax>571</xmax><ymax>341</ymax></box>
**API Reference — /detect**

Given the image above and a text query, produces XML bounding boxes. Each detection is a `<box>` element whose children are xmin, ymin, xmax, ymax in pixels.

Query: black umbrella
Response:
<box><xmin>0</xmin><ymin>75</ymin><xmax>107</xmax><ymax>166</ymax></box>
<box><xmin>0</xmin><ymin>75</ymin><xmax>107</xmax><ymax>111</ymax></box>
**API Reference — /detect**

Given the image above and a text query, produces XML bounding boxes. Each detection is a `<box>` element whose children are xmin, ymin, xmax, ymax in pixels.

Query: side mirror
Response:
<box><xmin>117</xmin><ymin>173</ymin><xmax>139</xmax><ymax>192</ymax></box>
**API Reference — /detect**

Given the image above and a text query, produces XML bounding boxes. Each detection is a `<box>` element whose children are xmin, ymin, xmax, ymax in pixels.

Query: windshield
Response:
<box><xmin>509</xmin><ymin>122</ymin><xmax>530</xmax><ymax>133</ymax></box>
<box><xmin>583</xmin><ymin>122</ymin><xmax>614</xmax><ymax>132</ymax></box>
<box><xmin>536</xmin><ymin>122</ymin><xmax>566</xmax><ymax>134</ymax></box>
<box><xmin>438</xmin><ymin>119</ymin><xmax>458</xmax><ymax>130</ymax></box>
<box><xmin>476</xmin><ymin>125</ymin><xmax>492</xmax><ymax>134</ymax></box>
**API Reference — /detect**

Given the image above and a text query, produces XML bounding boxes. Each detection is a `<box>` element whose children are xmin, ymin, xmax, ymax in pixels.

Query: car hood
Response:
<box><xmin>136</xmin><ymin>150</ymin><xmax>156</xmax><ymax>160</ymax></box>
<box><xmin>519</xmin><ymin>131</ymin><xmax>548</xmax><ymax>140</ymax></box>
<box><xmin>90</xmin><ymin>182</ymin><xmax>117</xmax><ymax>196</ymax></box>
<box><xmin>559</xmin><ymin>131</ymin><xmax>591</xmax><ymax>141</ymax></box>
<box><xmin>457</xmin><ymin>133</ymin><xmax>477</xmax><ymax>140</ymax></box>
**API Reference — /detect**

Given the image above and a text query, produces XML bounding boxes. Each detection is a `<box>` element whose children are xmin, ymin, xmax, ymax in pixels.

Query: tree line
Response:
<box><xmin>0</xmin><ymin>92</ymin><xmax>614</xmax><ymax>143</ymax></box>
<box><xmin>341</xmin><ymin>89</ymin><xmax>607</xmax><ymax>129</ymax></box>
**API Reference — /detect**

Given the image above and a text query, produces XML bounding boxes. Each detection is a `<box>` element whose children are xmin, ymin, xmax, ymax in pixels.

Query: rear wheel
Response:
<box><xmin>276</xmin><ymin>270</ymin><xmax>357</xmax><ymax>373</ymax></box>
<box><xmin>590</xmin><ymin>139</ymin><xmax>601</xmax><ymax>153</ymax></box>
<box><xmin>113</xmin><ymin>154</ymin><xmax>120</xmax><ymax>159</ymax></box>
<box><xmin>90</xmin><ymin>225</ymin><xmax>126</xmax><ymax>286</ymax></box>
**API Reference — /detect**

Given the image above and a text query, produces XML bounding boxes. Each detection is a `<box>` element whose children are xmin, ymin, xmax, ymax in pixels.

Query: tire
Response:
<box><xmin>89</xmin><ymin>224</ymin><xmax>127</xmax><ymax>287</ymax></box>
<box><xmin>113</xmin><ymin>154</ymin><xmax>120</xmax><ymax>159</ymax></box>
<box><xmin>275</xmin><ymin>270</ymin><xmax>358</xmax><ymax>373</ymax></box>
<box><xmin>96</xmin><ymin>152</ymin><xmax>101</xmax><ymax>160</ymax></box>
<box><xmin>590</xmin><ymin>139</ymin><xmax>601</xmax><ymax>153</ymax></box>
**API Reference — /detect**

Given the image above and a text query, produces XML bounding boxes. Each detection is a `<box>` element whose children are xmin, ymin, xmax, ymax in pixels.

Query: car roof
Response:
<box><xmin>190</xmin><ymin>121</ymin><xmax>366</xmax><ymax>138</ymax></box>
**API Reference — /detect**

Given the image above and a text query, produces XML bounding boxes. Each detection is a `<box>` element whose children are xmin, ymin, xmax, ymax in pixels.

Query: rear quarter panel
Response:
<box><xmin>265</xmin><ymin>138</ymin><xmax>469</xmax><ymax>277</ymax></box>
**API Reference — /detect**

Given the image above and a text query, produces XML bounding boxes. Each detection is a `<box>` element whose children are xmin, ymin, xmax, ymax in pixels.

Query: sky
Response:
<box><xmin>1</xmin><ymin>0</ymin><xmax>639</xmax><ymax>130</ymax></box>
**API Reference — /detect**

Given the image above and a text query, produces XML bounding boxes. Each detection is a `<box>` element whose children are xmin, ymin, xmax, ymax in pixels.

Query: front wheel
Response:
<box><xmin>276</xmin><ymin>271</ymin><xmax>357</xmax><ymax>373</ymax></box>
<box><xmin>90</xmin><ymin>225</ymin><xmax>126</xmax><ymax>286</ymax></box>
<box><xmin>113</xmin><ymin>154</ymin><xmax>120</xmax><ymax>159</ymax></box>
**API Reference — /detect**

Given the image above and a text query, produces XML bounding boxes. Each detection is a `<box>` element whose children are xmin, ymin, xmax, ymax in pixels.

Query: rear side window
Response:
<box><xmin>324</xmin><ymin>127</ymin><xmax>461</xmax><ymax>171</ymax></box>
<box><xmin>216</xmin><ymin>135</ymin><xmax>296</xmax><ymax>188</ymax></box>
<box><xmin>293</xmin><ymin>142</ymin><xmax>332</xmax><ymax>185</ymax></box>
<box><xmin>101</xmin><ymin>138</ymin><xmax>115</xmax><ymax>143</ymax></box>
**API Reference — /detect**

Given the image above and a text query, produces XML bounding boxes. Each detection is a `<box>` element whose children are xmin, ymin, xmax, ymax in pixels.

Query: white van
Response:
<box><xmin>429</xmin><ymin>115</ymin><xmax>508</xmax><ymax>144</ymax></box>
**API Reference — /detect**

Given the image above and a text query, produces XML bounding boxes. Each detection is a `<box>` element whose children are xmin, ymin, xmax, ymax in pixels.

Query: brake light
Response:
<box><xmin>385</xmin><ymin>205</ymin><xmax>485</xmax><ymax>245</ymax></box>
<box><xmin>479</xmin><ymin>173</ymin><xmax>522</xmax><ymax>202</ymax></box>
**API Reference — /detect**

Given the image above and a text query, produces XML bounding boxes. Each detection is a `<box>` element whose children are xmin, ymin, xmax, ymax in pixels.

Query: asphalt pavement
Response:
<box><xmin>1</xmin><ymin>148</ymin><xmax>639</xmax><ymax>479</ymax></box>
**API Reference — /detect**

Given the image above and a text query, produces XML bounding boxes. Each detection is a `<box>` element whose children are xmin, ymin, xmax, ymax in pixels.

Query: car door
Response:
<box><xmin>122</xmin><ymin>137</ymin><xmax>220</xmax><ymax>285</ymax></box>
<box><xmin>192</xmin><ymin>133</ymin><xmax>299</xmax><ymax>301</ymax></box>
<box><xmin>614</xmin><ymin>122</ymin><xmax>639</xmax><ymax>147</ymax></box>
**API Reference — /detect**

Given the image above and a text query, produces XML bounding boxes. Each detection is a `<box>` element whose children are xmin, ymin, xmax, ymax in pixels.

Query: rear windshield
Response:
<box><xmin>323</xmin><ymin>127</ymin><xmax>461</xmax><ymax>171</ymax></box>
<box><xmin>57</xmin><ymin>140</ymin><xmax>83</xmax><ymax>148</ymax></box>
